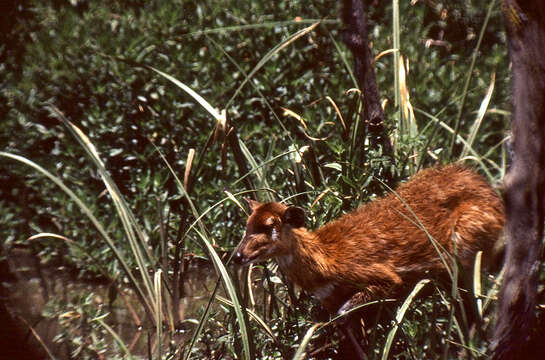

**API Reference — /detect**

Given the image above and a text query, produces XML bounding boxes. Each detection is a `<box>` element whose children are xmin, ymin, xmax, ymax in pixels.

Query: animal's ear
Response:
<box><xmin>282</xmin><ymin>206</ymin><xmax>306</xmax><ymax>228</ymax></box>
<box><xmin>244</xmin><ymin>198</ymin><xmax>261</xmax><ymax>212</ymax></box>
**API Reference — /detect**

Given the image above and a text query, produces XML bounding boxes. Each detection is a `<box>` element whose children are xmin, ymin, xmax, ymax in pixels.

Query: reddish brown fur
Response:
<box><xmin>234</xmin><ymin>164</ymin><xmax>505</xmax><ymax>313</ymax></box>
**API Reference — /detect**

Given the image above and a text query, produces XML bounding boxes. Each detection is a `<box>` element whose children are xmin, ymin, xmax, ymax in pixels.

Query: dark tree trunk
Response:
<box><xmin>491</xmin><ymin>1</ymin><xmax>545</xmax><ymax>359</ymax></box>
<box><xmin>341</xmin><ymin>0</ymin><xmax>395</xmax><ymax>184</ymax></box>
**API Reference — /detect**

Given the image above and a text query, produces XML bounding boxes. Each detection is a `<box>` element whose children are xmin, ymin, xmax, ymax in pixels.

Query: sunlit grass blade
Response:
<box><xmin>393</xmin><ymin>0</ymin><xmax>401</xmax><ymax>111</ymax></box>
<box><xmin>398</xmin><ymin>55</ymin><xmax>418</xmax><ymax>173</ymax></box>
<box><xmin>184</xmin><ymin>148</ymin><xmax>196</xmax><ymax>191</ymax></box>
<box><xmin>149</xmin><ymin>66</ymin><xmax>224</xmax><ymax>121</ymax></box>
<box><xmin>292</xmin><ymin>323</ymin><xmax>322</xmax><ymax>360</ymax></box>
<box><xmin>28</xmin><ymin>233</ymin><xmax>114</xmax><ymax>281</ymax></box>
<box><xmin>382</xmin><ymin>279</ymin><xmax>430</xmax><ymax>360</ymax></box>
<box><xmin>399</xmin><ymin>56</ymin><xmax>417</xmax><ymax>138</ymax></box>
<box><xmin>460</xmin><ymin>73</ymin><xmax>495</xmax><ymax>160</ymax></box>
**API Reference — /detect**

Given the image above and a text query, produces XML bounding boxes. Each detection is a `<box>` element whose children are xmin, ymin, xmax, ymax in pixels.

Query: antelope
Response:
<box><xmin>233</xmin><ymin>164</ymin><xmax>505</xmax><ymax>356</ymax></box>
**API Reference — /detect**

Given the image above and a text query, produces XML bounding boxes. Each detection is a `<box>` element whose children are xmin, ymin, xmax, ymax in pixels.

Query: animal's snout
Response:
<box><xmin>232</xmin><ymin>251</ymin><xmax>244</xmax><ymax>265</ymax></box>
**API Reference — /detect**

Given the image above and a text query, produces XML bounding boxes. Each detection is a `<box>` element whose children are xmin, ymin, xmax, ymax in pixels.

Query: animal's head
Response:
<box><xmin>232</xmin><ymin>199</ymin><xmax>306</xmax><ymax>265</ymax></box>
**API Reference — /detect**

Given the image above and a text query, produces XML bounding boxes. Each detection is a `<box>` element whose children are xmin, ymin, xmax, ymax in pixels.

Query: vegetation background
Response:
<box><xmin>2</xmin><ymin>0</ymin><xmax>537</xmax><ymax>359</ymax></box>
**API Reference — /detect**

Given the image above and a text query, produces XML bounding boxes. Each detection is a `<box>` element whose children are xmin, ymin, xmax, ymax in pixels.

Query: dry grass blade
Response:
<box><xmin>282</xmin><ymin>107</ymin><xmax>330</xmax><ymax>141</ymax></box>
<box><xmin>281</xmin><ymin>107</ymin><xmax>308</xmax><ymax>129</ymax></box>
<box><xmin>17</xmin><ymin>316</ymin><xmax>58</xmax><ymax>360</ymax></box>
<box><xmin>324</xmin><ymin>96</ymin><xmax>347</xmax><ymax>133</ymax></box>
<box><xmin>399</xmin><ymin>56</ymin><xmax>416</xmax><ymax>136</ymax></box>
<box><xmin>184</xmin><ymin>148</ymin><xmax>196</xmax><ymax>191</ymax></box>
<box><xmin>473</xmin><ymin>251</ymin><xmax>483</xmax><ymax>319</ymax></box>
<box><xmin>398</xmin><ymin>55</ymin><xmax>418</xmax><ymax>172</ymax></box>
<box><xmin>375</xmin><ymin>48</ymin><xmax>397</xmax><ymax>62</ymax></box>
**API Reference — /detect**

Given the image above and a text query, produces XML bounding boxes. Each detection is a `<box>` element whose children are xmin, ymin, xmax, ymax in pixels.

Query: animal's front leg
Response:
<box><xmin>335</xmin><ymin>289</ymin><xmax>384</xmax><ymax>360</ymax></box>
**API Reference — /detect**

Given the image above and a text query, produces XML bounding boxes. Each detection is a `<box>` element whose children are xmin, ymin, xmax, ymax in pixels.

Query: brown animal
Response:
<box><xmin>233</xmin><ymin>164</ymin><xmax>505</xmax><ymax>321</ymax></box>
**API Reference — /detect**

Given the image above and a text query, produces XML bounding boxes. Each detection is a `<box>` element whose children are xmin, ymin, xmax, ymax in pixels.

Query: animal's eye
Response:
<box><xmin>256</xmin><ymin>224</ymin><xmax>273</xmax><ymax>235</ymax></box>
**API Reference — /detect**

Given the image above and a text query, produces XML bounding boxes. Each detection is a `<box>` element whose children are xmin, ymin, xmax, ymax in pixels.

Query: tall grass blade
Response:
<box><xmin>393</xmin><ymin>0</ymin><xmax>400</xmax><ymax>110</ymax></box>
<box><xmin>328</xmin><ymin>32</ymin><xmax>357</xmax><ymax>87</ymax></box>
<box><xmin>398</xmin><ymin>55</ymin><xmax>418</xmax><ymax>172</ymax></box>
<box><xmin>381</xmin><ymin>279</ymin><xmax>430</xmax><ymax>360</ymax></box>
<box><xmin>150</xmin><ymin>142</ymin><xmax>206</xmax><ymax>235</ymax></box>
<box><xmin>292</xmin><ymin>323</ymin><xmax>322</xmax><ymax>360</ymax></box>
<box><xmin>232</xmin><ymin>149</ymin><xmax>295</xmax><ymax>187</ymax></box>
<box><xmin>0</xmin><ymin>151</ymin><xmax>155</xmax><ymax>321</ymax></box>
<box><xmin>182</xmin><ymin>19</ymin><xmax>337</xmax><ymax>38</ymax></box>
<box><xmin>28</xmin><ymin>233</ymin><xmax>114</xmax><ymax>281</ymax></box>
<box><xmin>207</xmin><ymin>35</ymin><xmax>292</xmax><ymax>138</ymax></box>
<box><xmin>149</xmin><ymin>66</ymin><xmax>224</xmax><ymax>121</ymax></box>
<box><xmin>238</xmin><ymin>140</ymin><xmax>274</xmax><ymax>201</ymax></box>
<box><xmin>460</xmin><ymin>73</ymin><xmax>495</xmax><ymax>160</ymax></box>
<box><xmin>182</xmin><ymin>279</ymin><xmax>221</xmax><ymax>360</ymax></box>
<box><xmin>150</xmin><ymin>143</ymin><xmax>255</xmax><ymax>359</ymax></box>
<box><xmin>17</xmin><ymin>316</ymin><xmax>59</xmax><ymax>360</ymax></box>
<box><xmin>226</xmin><ymin>22</ymin><xmax>319</xmax><ymax>108</ymax></box>
<box><xmin>449</xmin><ymin>0</ymin><xmax>497</xmax><ymax>156</ymax></box>
<box><xmin>216</xmin><ymin>295</ymin><xmax>278</xmax><ymax>343</ymax></box>
<box><xmin>415</xmin><ymin>108</ymin><xmax>493</xmax><ymax>182</ymax></box>
<box><xmin>195</xmin><ymin>229</ymin><xmax>252</xmax><ymax>360</ymax></box>
<box><xmin>95</xmin><ymin>316</ymin><xmax>134</xmax><ymax>360</ymax></box>
<box><xmin>154</xmin><ymin>270</ymin><xmax>163</xmax><ymax>360</ymax></box>
<box><xmin>49</xmin><ymin>107</ymin><xmax>159</xmax><ymax>318</ymax></box>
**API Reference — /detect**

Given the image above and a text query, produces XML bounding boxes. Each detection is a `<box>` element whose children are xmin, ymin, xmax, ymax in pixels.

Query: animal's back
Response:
<box><xmin>315</xmin><ymin>164</ymin><xmax>505</xmax><ymax>289</ymax></box>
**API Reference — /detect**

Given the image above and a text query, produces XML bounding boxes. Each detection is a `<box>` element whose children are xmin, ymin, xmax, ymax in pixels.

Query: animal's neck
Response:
<box><xmin>276</xmin><ymin>228</ymin><xmax>329</xmax><ymax>291</ymax></box>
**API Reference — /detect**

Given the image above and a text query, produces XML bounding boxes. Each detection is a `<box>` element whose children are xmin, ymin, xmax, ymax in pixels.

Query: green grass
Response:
<box><xmin>0</xmin><ymin>0</ymin><xmax>523</xmax><ymax>359</ymax></box>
